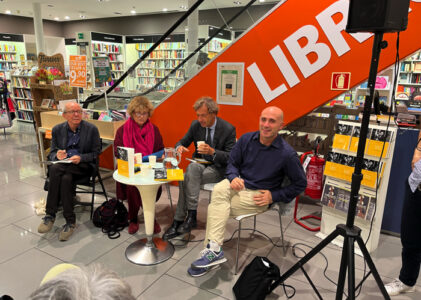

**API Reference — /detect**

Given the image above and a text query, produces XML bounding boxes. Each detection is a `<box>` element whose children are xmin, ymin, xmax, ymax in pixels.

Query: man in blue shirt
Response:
<box><xmin>38</xmin><ymin>102</ymin><xmax>100</xmax><ymax>242</ymax></box>
<box><xmin>187</xmin><ymin>106</ymin><xmax>307</xmax><ymax>277</ymax></box>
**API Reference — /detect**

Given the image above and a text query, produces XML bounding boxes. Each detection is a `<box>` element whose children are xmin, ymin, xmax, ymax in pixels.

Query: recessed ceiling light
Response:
<box><xmin>54</xmin><ymin>17</ymin><xmax>59</xmax><ymax>21</ymax></box>
<box><xmin>179</xmin><ymin>5</ymin><xmax>187</xmax><ymax>10</ymax></box>
<box><xmin>130</xmin><ymin>9</ymin><xmax>136</xmax><ymax>14</ymax></box>
<box><xmin>114</xmin><ymin>12</ymin><xmax>122</xmax><ymax>15</ymax></box>
<box><xmin>65</xmin><ymin>16</ymin><xmax>70</xmax><ymax>20</ymax></box>
<box><xmin>162</xmin><ymin>8</ymin><xmax>168</xmax><ymax>12</ymax></box>
<box><xmin>5</xmin><ymin>10</ymin><xmax>11</xmax><ymax>14</ymax></box>
<box><xmin>259</xmin><ymin>0</ymin><xmax>265</xmax><ymax>2</ymax></box>
<box><xmin>79</xmin><ymin>15</ymin><xmax>86</xmax><ymax>19</ymax></box>
<box><xmin>233</xmin><ymin>1</ymin><xmax>242</xmax><ymax>4</ymax></box>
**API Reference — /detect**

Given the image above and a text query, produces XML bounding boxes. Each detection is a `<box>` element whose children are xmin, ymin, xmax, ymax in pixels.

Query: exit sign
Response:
<box><xmin>78</xmin><ymin>33</ymin><xmax>84</xmax><ymax>40</ymax></box>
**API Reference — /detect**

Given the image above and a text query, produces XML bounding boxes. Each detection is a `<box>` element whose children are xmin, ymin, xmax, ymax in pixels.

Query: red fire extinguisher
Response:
<box><xmin>301</xmin><ymin>139</ymin><xmax>325</xmax><ymax>199</ymax></box>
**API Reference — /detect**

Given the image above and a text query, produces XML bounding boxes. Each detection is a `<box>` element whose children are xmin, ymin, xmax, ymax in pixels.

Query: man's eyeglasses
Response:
<box><xmin>65</xmin><ymin>110</ymin><xmax>83</xmax><ymax>115</ymax></box>
<box><xmin>133</xmin><ymin>111</ymin><xmax>149</xmax><ymax>117</ymax></box>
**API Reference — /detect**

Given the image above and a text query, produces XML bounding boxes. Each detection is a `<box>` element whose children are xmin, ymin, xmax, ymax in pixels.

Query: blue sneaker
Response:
<box><xmin>187</xmin><ymin>264</ymin><xmax>221</xmax><ymax>277</ymax></box>
<box><xmin>191</xmin><ymin>248</ymin><xmax>227</xmax><ymax>268</ymax></box>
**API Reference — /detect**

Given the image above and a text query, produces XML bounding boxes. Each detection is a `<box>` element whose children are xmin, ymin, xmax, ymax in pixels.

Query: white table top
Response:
<box><xmin>112</xmin><ymin>163</ymin><xmax>166</xmax><ymax>186</ymax></box>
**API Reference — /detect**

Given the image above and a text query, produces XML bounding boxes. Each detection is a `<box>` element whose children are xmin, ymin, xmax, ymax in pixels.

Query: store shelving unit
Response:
<box><xmin>11</xmin><ymin>68</ymin><xmax>34</xmax><ymax>123</ymax></box>
<box><xmin>126</xmin><ymin>34</ymin><xmax>185</xmax><ymax>93</ymax></box>
<box><xmin>76</xmin><ymin>32</ymin><xmax>125</xmax><ymax>91</ymax></box>
<box><xmin>395</xmin><ymin>50</ymin><xmax>421</xmax><ymax>103</ymax></box>
<box><xmin>199</xmin><ymin>25</ymin><xmax>232</xmax><ymax>59</ymax></box>
<box><xmin>0</xmin><ymin>33</ymin><xmax>26</xmax><ymax>72</ymax></box>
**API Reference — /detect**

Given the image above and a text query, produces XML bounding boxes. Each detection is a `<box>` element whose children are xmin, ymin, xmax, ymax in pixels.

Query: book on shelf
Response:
<box><xmin>40</xmin><ymin>99</ymin><xmax>53</xmax><ymax>109</ymax></box>
<box><xmin>332</xmin><ymin>124</ymin><xmax>353</xmax><ymax>150</ymax></box>
<box><xmin>117</xmin><ymin>146</ymin><xmax>135</xmax><ymax>178</ymax></box>
<box><xmin>366</xmin><ymin>129</ymin><xmax>393</xmax><ymax>158</ymax></box>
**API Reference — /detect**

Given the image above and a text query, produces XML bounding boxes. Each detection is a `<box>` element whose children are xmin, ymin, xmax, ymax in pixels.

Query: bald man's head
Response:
<box><xmin>259</xmin><ymin>106</ymin><xmax>284</xmax><ymax>146</ymax></box>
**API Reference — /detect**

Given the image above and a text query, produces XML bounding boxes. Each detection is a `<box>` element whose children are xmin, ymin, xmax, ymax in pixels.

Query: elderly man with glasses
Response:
<box><xmin>38</xmin><ymin>102</ymin><xmax>101</xmax><ymax>241</ymax></box>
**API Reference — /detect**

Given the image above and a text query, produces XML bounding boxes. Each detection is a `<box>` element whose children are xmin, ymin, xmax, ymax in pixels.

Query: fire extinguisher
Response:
<box><xmin>301</xmin><ymin>138</ymin><xmax>325</xmax><ymax>199</ymax></box>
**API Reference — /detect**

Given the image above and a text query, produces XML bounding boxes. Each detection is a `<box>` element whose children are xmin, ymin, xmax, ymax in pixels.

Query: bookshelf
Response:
<box><xmin>11</xmin><ymin>68</ymin><xmax>35</xmax><ymax>123</ymax></box>
<box><xmin>126</xmin><ymin>34</ymin><xmax>186</xmax><ymax>93</ymax></box>
<box><xmin>395</xmin><ymin>50</ymin><xmax>421</xmax><ymax>103</ymax></box>
<box><xmin>199</xmin><ymin>25</ymin><xmax>232</xmax><ymax>59</ymax></box>
<box><xmin>318</xmin><ymin>120</ymin><xmax>397</xmax><ymax>253</ymax></box>
<box><xmin>0</xmin><ymin>33</ymin><xmax>26</xmax><ymax>72</ymax></box>
<box><xmin>76</xmin><ymin>32</ymin><xmax>125</xmax><ymax>91</ymax></box>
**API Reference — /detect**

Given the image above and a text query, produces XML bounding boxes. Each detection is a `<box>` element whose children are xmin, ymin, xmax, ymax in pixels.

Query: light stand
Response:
<box><xmin>278</xmin><ymin>32</ymin><xmax>390</xmax><ymax>300</ymax></box>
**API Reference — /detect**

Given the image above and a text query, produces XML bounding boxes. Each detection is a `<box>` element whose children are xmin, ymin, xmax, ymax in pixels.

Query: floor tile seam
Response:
<box><xmin>164</xmin><ymin>273</ymin><xmax>232</xmax><ymax>300</ymax></box>
<box><xmin>84</xmin><ymin>236</ymin><xmax>134</xmax><ymax>265</ymax></box>
<box><xmin>11</xmin><ymin>197</ymin><xmax>39</xmax><ymax>209</ymax></box>
<box><xmin>11</xmin><ymin>222</ymin><xmax>52</xmax><ymax>242</ymax></box>
<box><xmin>281</xmin><ymin>275</ymin><xmax>338</xmax><ymax>295</ymax></box>
<box><xmin>0</xmin><ymin>245</ymin><xmax>44</xmax><ymax>265</ymax></box>
<box><xmin>17</xmin><ymin>178</ymin><xmax>46</xmax><ymax>189</ymax></box>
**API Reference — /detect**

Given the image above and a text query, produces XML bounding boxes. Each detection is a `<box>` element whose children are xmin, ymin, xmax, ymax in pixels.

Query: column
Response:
<box><xmin>186</xmin><ymin>0</ymin><xmax>199</xmax><ymax>78</ymax></box>
<box><xmin>32</xmin><ymin>2</ymin><xmax>45</xmax><ymax>55</ymax></box>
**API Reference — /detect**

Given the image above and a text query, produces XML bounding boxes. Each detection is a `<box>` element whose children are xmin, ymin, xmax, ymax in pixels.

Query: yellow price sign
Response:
<box><xmin>69</xmin><ymin>55</ymin><xmax>87</xmax><ymax>88</ymax></box>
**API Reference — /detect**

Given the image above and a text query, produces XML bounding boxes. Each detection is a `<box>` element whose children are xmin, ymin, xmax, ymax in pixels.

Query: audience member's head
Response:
<box><xmin>193</xmin><ymin>96</ymin><xmax>218</xmax><ymax>128</ymax></box>
<box><xmin>29</xmin><ymin>263</ymin><xmax>135</xmax><ymax>300</ymax></box>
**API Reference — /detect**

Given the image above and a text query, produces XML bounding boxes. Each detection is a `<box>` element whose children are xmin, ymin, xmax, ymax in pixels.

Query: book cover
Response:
<box><xmin>365</xmin><ymin>197</ymin><xmax>376</xmax><ymax>221</ymax></box>
<box><xmin>117</xmin><ymin>146</ymin><xmax>134</xmax><ymax>177</ymax></box>
<box><xmin>332</xmin><ymin>124</ymin><xmax>353</xmax><ymax>150</ymax></box>
<box><xmin>341</xmin><ymin>154</ymin><xmax>355</xmax><ymax>183</ymax></box>
<box><xmin>321</xmin><ymin>183</ymin><xmax>337</xmax><ymax>208</ymax></box>
<box><xmin>356</xmin><ymin>195</ymin><xmax>370</xmax><ymax>219</ymax></box>
<box><xmin>40</xmin><ymin>99</ymin><xmax>51</xmax><ymax>109</ymax></box>
<box><xmin>335</xmin><ymin>188</ymin><xmax>350</xmax><ymax>212</ymax></box>
<box><xmin>366</xmin><ymin>129</ymin><xmax>392</xmax><ymax>158</ymax></box>
<box><xmin>349</xmin><ymin>127</ymin><xmax>371</xmax><ymax>153</ymax></box>
<box><xmin>361</xmin><ymin>159</ymin><xmax>380</xmax><ymax>188</ymax></box>
<box><xmin>154</xmin><ymin>168</ymin><xmax>167</xmax><ymax>180</ymax></box>
<box><xmin>154</xmin><ymin>168</ymin><xmax>184</xmax><ymax>181</ymax></box>
<box><xmin>324</xmin><ymin>152</ymin><xmax>343</xmax><ymax>180</ymax></box>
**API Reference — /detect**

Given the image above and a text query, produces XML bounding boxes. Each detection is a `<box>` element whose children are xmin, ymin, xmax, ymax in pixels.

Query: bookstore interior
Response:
<box><xmin>1</xmin><ymin>0</ymin><xmax>421</xmax><ymax>299</ymax></box>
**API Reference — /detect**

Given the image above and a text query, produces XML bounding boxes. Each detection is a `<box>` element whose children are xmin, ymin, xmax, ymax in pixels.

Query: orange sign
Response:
<box><xmin>152</xmin><ymin>0</ymin><xmax>421</xmax><ymax>171</ymax></box>
<box><xmin>331</xmin><ymin>72</ymin><xmax>351</xmax><ymax>90</ymax></box>
<box><xmin>69</xmin><ymin>55</ymin><xmax>87</xmax><ymax>88</ymax></box>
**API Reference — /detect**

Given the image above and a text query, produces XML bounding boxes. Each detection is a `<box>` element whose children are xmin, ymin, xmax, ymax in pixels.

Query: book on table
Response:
<box><xmin>117</xmin><ymin>146</ymin><xmax>135</xmax><ymax>177</ymax></box>
<box><xmin>154</xmin><ymin>168</ymin><xmax>184</xmax><ymax>181</ymax></box>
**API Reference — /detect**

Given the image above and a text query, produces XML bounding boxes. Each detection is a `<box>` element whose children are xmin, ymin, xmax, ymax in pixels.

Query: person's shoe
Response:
<box><xmin>38</xmin><ymin>215</ymin><xmax>55</xmax><ymax>233</ymax></box>
<box><xmin>177</xmin><ymin>210</ymin><xmax>197</xmax><ymax>234</ymax></box>
<box><xmin>154</xmin><ymin>219</ymin><xmax>161</xmax><ymax>234</ymax></box>
<box><xmin>58</xmin><ymin>223</ymin><xmax>75</xmax><ymax>241</ymax></box>
<box><xmin>162</xmin><ymin>220</ymin><xmax>183</xmax><ymax>240</ymax></box>
<box><xmin>191</xmin><ymin>247</ymin><xmax>227</xmax><ymax>269</ymax></box>
<box><xmin>385</xmin><ymin>278</ymin><xmax>415</xmax><ymax>296</ymax></box>
<box><xmin>188</xmin><ymin>264</ymin><xmax>221</xmax><ymax>277</ymax></box>
<box><xmin>128</xmin><ymin>222</ymin><xmax>139</xmax><ymax>234</ymax></box>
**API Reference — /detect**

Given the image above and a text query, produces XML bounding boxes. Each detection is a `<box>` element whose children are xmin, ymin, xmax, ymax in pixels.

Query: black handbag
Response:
<box><xmin>233</xmin><ymin>256</ymin><xmax>281</xmax><ymax>300</ymax></box>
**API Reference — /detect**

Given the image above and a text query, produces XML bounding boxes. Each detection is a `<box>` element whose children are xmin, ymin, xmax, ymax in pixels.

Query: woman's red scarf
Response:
<box><xmin>122</xmin><ymin>117</ymin><xmax>155</xmax><ymax>155</ymax></box>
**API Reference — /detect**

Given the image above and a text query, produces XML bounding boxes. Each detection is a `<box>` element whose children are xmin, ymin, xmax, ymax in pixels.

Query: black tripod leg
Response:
<box><xmin>336</xmin><ymin>237</ymin><xmax>349</xmax><ymax>300</ymax></box>
<box><xmin>279</xmin><ymin>229</ymin><xmax>339</xmax><ymax>282</ymax></box>
<box><xmin>347</xmin><ymin>237</ymin><xmax>355</xmax><ymax>299</ymax></box>
<box><xmin>355</xmin><ymin>237</ymin><xmax>391</xmax><ymax>299</ymax></box>
<box><xmin>300</xmin><ymin>266</ymin><xmax>323</xmax><ymax>300</ymax></box>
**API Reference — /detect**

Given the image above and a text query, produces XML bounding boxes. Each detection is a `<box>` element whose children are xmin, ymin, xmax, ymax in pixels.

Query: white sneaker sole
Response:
<box><xmin>188</xmin><ymin>265</ymin><xmax>221</xmax><ymax>277</ymax></box>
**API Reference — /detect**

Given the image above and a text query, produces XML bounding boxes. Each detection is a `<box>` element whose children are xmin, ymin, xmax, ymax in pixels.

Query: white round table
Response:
<box><xmin>113</xmin><ymin>165</ymin><xmax>174</xmax><ymax>265</ymax></box>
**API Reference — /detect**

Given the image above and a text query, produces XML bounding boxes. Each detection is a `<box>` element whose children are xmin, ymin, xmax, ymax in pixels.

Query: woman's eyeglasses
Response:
<box><xmin>133</xmin><ymin>111</ymin><xmax>149</xmax><ymax>117</ymax></box>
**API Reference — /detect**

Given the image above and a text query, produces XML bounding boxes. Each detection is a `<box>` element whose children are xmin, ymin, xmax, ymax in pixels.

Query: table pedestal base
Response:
<box><xmin>125</xmin><ymin>237</ymin><xmax>174</xmax><ymax>265</ymax></box>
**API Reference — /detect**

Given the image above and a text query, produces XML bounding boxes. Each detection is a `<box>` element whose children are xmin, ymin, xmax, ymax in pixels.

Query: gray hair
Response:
<box><xmin>193</xmin><ymin>96</ymin><xmax>219</xmax><ymax>114</ymax></box>
<box><xmin>29</xmin><ymin>264</ymin><xmax>135</xmax><ymax>300</ymax></box>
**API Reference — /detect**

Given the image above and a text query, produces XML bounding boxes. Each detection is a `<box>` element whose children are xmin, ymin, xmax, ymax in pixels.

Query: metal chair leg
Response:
<box><xmin>235</xmin><ymin>219</ymin><xmax>242</xmax><ymax>275</ymax></box>
<box><xmin>90</xmin><ymin>177</ymin><xmax>96</xmax><ymax>220</ymax></box>
<box><xmin>166</xmin><ymin>183</ymin><xmax>174</xmax><ymax>217</ymax></box>
<box><xmin>278</xmin><ymin>208</ymin><xmax>287</xmax><ymax>256</ymax></box>
<box><xmin>252</xmin><ymin>215</ymin><xmax>257</xmax><ymax>235</ymax></box>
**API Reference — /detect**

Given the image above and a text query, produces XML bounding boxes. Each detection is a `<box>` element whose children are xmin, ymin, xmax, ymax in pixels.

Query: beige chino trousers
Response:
<box><xmin>205</xmin><ymin>179</ymin><xmax>269</xmax><ymax>246</ymax></box>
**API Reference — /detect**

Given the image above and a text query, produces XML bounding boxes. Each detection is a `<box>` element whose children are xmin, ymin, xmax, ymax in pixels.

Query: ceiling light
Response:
<box><xmin>233</xmin><ymin>1</ymin><xmax>242</xmax><ymax>4</ymax></box>
<box><xmin>79</xmin><ymin>14</ymin><xmax>86</xmax><ymax>19</ymax></box>
<box><xmin>259</xmin><ymin>0</ymin><xmax>265</xmax><ymax>2</ymax></box>
<box><xmin>65</xmin><ymin>16</ymin><xmax>70</xmax><ymax>20</ymax></box>
<box><xmin>130</xmin><ymin>10</ymin><xmax>136</xmax><ymax>14</ymax></box>
<box><xmin>162</xmin><ymin>8</ymin><xmax>168</xmax><ymax>12</ymax></box>
<box><xmin>5</xmin><ymin>10</ymin><xmax>11</xmax><ymax>14</ymax></box>
<box><xmin>179</xmin><ymin>5</ymin><xmax>187</xmax><ymax>10</ymax></box>
<box><xmin>54</xmin><ymin>17</ymin><xmax>59</xmax><ymax>21</ymax></box>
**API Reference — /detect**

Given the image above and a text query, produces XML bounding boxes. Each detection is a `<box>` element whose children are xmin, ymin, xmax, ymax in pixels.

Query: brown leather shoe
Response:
<box><xmin>59</xmin><ymin>223</ymin><xmax>75</xmax><ymax>241</ymax></box>
<box><xmin>38</xmin><ymin>215</ymin><xmax>55</xmax><ymax>233</ymax></box>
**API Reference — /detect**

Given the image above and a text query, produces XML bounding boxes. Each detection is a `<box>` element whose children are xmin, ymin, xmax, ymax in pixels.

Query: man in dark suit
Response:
<box><xmin>163</xmin><ymin>97</ymin><xmax>236</xmax><ymax>240</ymax></box>
<box><xmin>38</xmin><ymin>102</ymin><xmax>101</xmax><ymax>241</ymax></box>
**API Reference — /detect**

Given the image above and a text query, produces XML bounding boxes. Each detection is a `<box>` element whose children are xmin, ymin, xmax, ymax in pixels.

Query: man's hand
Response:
<box><xmin>68</xmin><ymin>155</ymin><xmax>81</xmax><ymax>164</ymax></box>
<box><xmin>230</xmin><ymin>177</ymin><xmax>245</xmax><ymax>191</ymax></box>
<box><xmin>177</xmin><ymin>146</ymin><xmax>189</xmax><ymax>155</ymax></box>
<box><xmin>197</xmin><ymin>143</ymin><xmax>215</xmax><ymax>155</ymax></box>
<box><xmin>56</xmin><ymin>150</ymin><xmax>67</xmax><ymax>160</ymax></box>
<box><xmin>253</xmin><ymin>190</ymin><xmax>273</xmax><ymax>206</ymax></box>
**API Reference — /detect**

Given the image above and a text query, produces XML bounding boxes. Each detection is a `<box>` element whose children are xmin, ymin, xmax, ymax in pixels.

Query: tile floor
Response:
<box><xmin>0</xmin><ymin>122</ymin><xmax>420</xmax><ymax>299</ymax></box>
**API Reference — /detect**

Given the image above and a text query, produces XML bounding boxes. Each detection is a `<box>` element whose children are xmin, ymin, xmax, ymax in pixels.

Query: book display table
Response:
<box><xmin>113</xmin><ymin>166</ymin><xmax>176</xmax><ymax>265</ymax></box>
